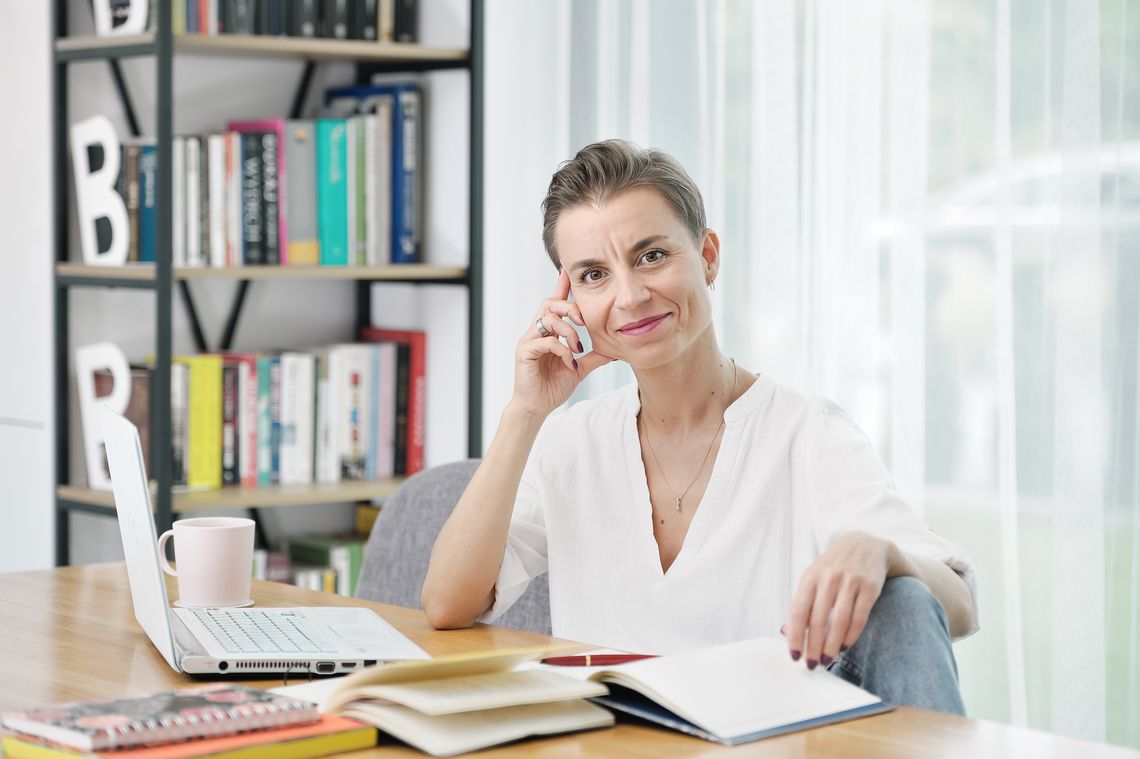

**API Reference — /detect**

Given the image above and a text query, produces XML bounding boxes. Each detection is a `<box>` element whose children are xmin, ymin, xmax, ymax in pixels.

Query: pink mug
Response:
<box><xmin>157</xmin><ymin>517</ymin><xmax>255</xmax><ymax>607</ymax></box>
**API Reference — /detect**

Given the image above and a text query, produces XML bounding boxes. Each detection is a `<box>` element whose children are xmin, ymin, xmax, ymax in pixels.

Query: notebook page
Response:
<box><xmin>592</xmin><ymin>637</ymin><xmax>882</xmax><ymax>740</ymax></box>
<box><xmin>345</xmin><ymin>669</ymin><xmax>607</xmax><ymax>716</ymax></box>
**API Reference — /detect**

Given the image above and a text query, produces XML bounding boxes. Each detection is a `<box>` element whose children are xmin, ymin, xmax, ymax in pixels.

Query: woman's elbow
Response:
<box><xmin>421</xmin><ymin>588</ymin><xmax>480</xmax><ymax>630</ymax></box>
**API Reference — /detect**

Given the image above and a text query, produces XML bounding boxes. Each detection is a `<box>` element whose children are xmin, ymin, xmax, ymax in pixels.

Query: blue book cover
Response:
<box><xmin>138</xmin><ymin>144</ymin><xmax>157</xmax><ymax>262</ymax></box>
<box><xmin>324</xmin><ymin>83</ymin><xmax>421</xmax><ymax>264</ymax></box>
<box><xmin>316</xmin><ymin>119</ymin><xmax>349</xmax><ymax>266</ymax></box>
<box><xmin>186</xmin><ymin>0</ymin><xmax>198</xmax><ymax>33</ymax></box>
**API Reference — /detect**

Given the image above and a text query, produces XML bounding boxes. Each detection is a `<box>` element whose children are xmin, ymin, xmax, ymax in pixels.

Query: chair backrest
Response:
<box><xmin>354</xmin><ymin>459</ymin><xmax>551</xmax><ymax>635</ymax></box>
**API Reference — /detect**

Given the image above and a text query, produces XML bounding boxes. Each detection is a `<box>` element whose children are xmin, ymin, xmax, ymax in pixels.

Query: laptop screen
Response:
<box><xmin>101</xmin><ymin>405</ymin><xmax>180</xmax><ymax>670</ymax></box>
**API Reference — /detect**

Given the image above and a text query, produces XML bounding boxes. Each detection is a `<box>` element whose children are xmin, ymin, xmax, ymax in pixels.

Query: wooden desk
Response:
<box><xmin>1</xmin><ymin>564</ymin><xmax>1134</xmax><ymax>758</ymax></box>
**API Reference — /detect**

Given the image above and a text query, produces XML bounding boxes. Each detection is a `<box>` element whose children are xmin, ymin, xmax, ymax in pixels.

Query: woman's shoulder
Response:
<box><xmin>744</xmin><ymin>374</ymin><xmax>856</xmax><ymax>440</ymax></box>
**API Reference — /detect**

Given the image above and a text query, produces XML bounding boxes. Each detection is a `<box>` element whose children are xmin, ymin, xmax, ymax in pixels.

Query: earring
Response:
<box><xmin>708</xmin><ymin>280</ymin><xmax>716</xmax><ymax>291</ymax></box>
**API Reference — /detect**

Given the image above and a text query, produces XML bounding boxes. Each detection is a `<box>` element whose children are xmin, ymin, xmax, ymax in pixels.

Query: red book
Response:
<box><xmin>361</xmin><ymin>327</ymin><xmax>426</xmax><ymax>475</ymax></box>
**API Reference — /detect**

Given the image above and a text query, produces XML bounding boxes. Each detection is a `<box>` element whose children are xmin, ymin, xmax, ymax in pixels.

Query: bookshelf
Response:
<box><xmin>52</xmin><ymin>1</ymin><xmax>484</xmax><ymax>565</ymax></box>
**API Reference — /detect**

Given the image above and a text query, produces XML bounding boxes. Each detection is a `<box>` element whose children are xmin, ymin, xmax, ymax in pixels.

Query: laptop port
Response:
<box><xmin>364</xmin><ymin>660</ymin><xmax>376</xmax><ymax>666</ymax></box>
<box><xmin>316</xmin><ymin>662</ymin><xmax>336</xmax><ymax>674</ymax></box>
<box><xmin>342</xmin><ymin>662</ymin><xmax>356</xmax><ymax>669</ymax></box>
<box><xmin>218</xmin><ymin>661</ymin><xmax>228</xmax><ymax>671</ymax></box>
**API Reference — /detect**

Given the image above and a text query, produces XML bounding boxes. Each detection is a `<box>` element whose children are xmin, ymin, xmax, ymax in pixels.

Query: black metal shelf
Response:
<box><xmin>52</xmin><ymin>2</ymin><xmax>485</xmax><ymax>565</ymax></box>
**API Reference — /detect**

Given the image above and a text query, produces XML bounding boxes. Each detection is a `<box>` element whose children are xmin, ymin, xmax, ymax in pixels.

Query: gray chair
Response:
<box><xmin>354</xmin><ymin>459</ymin><xmax>551</xmax><ymax>635</ymax></box>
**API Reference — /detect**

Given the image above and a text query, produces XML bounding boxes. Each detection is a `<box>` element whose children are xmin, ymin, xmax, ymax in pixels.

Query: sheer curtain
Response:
<box><xmin>483</xmin><ymin>0</ymin><xmax>1140</xmax><ymax>745</ymax></box>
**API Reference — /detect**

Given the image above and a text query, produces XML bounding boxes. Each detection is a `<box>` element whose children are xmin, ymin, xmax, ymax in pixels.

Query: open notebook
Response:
<box><xmin>574</xmin><ymin>636</ymin><xmax>892</xmax><ymax>744</ymax></box>
<box><xmin>272</xmin><ymin>646</ymin><xmax>614</xmax><ymax>756</ymax></box>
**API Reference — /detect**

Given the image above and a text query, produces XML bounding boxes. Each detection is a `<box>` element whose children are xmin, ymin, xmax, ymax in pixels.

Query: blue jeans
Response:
<box><xmin>827</xmin><ymin>576</ymin><xmax>966</xmax><ymax>715</ymax></box>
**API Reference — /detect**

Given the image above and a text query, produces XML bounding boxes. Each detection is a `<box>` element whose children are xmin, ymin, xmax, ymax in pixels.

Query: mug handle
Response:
<box><xmin>157</xmin><ymin>530</ymin><xmax>177</xmax><ymax>577</ymax></box>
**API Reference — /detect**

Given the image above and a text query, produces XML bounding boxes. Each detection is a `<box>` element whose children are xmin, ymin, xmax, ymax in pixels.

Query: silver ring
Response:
<box><xmin>535</xmin><ymin>318</ymin><xmax>553</xmax><ymax>338</ymax></box>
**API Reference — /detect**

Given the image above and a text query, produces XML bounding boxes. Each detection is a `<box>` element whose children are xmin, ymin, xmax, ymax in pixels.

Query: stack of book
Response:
<box><xmin>112</xmin><ymin>1</ymin><xmax>419</xmax><ymax>42</ymax></box>
<box><xmin>0</xmin><ymin>683</ymin><xmax>376</xmax><ymax>758</ymax></box>
<box><xmin>107</xmin><ymin>82</ymin><xmax>421</xmax><ymax>268</ymax></box>
<box><xmin>92</xmin><ymin>329</ymin><xmax>425</xmax><ymax>490</ymax></box>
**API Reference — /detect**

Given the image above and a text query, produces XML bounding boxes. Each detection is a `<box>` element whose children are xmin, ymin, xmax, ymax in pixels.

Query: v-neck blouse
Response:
<box><xmin>478</xmin><ymin>374</ymin><xmax>979</xmax><ymax>655</ymax></box>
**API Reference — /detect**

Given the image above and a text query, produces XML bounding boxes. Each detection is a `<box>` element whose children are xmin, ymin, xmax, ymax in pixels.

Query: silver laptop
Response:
<box><xmin>101</xmin><ymin>405</ymin><xmax>430</xmax><ymax>675</ymax></box>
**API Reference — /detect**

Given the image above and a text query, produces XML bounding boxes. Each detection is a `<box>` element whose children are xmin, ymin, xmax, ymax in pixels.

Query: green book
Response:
<box><xmin>316</xmin><ymin>119</ymin><xmax>349</xmax><ymax>266</ymax></box>
<box><xmin>287</xmin><ymin>534</ymin><xmax>367</xmax><ymax>596</ymax></box>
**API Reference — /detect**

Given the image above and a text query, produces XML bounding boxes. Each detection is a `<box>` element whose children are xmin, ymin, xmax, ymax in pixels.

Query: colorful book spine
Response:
<box><xmin>221</xmin><ymin>361</ymin><xmax>239</xmax><ymax>486</ymax></box>
<box><xmin>316</xmin><ymin>119</ymin><xmax>349</xmax><ymax>266</ymax></box>
<box><xmin>362</xmin><ymin>327</ymin><xmax>426</xmax><ymax>475</ymax></box>
<box><xmin>138</xmin><ymin>143</ymin><xmax>157</xmax><ymax>262</ymax></box>
<box><xmin>284</xmin><ymin>120</ymin><xmax>319</xmax><ymax>266</ymax></box>
<box><xmin>257</xmin><ymin>354</ymin><xmax>273</xmax><ymax>486</ymax></box>
<box><xmin>176</xmin><ymin>354</ymin><xmax>222</xmax><ymax>490</ymax></box>
<box><xmin>240</xmin><ymin>132</ymin><xmax>264</xmax><ymax>265</ymax></box>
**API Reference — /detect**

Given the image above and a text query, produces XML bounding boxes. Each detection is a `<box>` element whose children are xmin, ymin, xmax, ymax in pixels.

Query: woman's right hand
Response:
<box><xmin>511</xmin><ymin>267</ymin><xmax>614</xmax><ymax>418</ymax></box>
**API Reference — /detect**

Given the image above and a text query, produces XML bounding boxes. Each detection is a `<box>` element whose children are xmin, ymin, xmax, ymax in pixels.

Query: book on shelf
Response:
<box><xmin>0</xmin><ymin>684</ymin><xmax>319</xmax><ymax>753</ymax></box>
<box><xmin>282</xmin><ymin>120</ymin><xmax>319</xmax><ymax>265</ymax></box>
<box><xmin>287</xmin><ymin>532</ymin><xmax>368</xmax><ymax>596</ymax></box>
<box><xmin>271</xmin><ymin>647</ymin><xmax>613</xmax><ymax>757</ymax></box>
<box><xmin>354</xmin><ymin>503</ymin><xmax>381</xmax><ymax>535</ymax></box>
<box><xmin>93</xmin><ymin>365</ymin><xmax>152</xmax><ymax>481</ymax></box>
<box><xmin>315</xmin><ymin>119</ymin><xmax>349</xmax><ymax>266</ymax></box>
<box><xmin>1</xmin><ymin>714</ymin><xmax>376</xmax><ymax>759</ymax></box>
<box><xmin>164</xmin><ymin>0</ymin><xmax>418</xmax><ymax>42</ymax></box>
<box><xmin>325</xmin><ymin>82</ymin><xmax>421</xmax><ymax>264</ymax></box>
<box><xmin>579</xmin><ymin>637</ymin><xmax>892</xmax><ymax>745</ymax></box>
<box><xmin>361</xmin><ymin>326</ymin><xmax>425</xmax><ymax>475</ymax></box>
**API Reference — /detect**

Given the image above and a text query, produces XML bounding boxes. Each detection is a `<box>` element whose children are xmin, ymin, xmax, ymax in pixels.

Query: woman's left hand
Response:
<box><xmin>783</xmin><ymin>531</ymin><xmax>897</xmax><ymax>669</ymax></box>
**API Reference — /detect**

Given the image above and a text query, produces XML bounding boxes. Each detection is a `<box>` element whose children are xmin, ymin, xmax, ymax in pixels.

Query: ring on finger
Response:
<box><xmin>535</xmin><ymin>317</ymin><xmax>553</xmax><ymax>338</ymax></box>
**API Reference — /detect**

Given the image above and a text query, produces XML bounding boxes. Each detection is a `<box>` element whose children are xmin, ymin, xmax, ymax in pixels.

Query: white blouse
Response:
<box><xmin>479</xmin><ymin>373</ymin><xmax>979</xmax><ymax>654</ymax></box>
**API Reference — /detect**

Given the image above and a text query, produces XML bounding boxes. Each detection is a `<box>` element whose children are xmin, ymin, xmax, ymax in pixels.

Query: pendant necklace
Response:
<box><xmin>641</xmin><ymin>358</ymin><xmax>737</xmax><ymax>512</ymax></box>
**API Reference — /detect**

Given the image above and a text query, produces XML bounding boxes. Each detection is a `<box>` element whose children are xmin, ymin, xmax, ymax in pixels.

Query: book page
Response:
<box><xmin>344</xmin><ymin>669</ymin><xmax>607</xmax><ymax>716</ymax></box>
<box><xmin>590</xmin><ymin>637</ymin><xmax>883</xmax><ymax>741</ymax></box>
<box><xmin>340</xmin><ymin>699</ymin><xmax>614</xmax><ymax>757</ymax></box>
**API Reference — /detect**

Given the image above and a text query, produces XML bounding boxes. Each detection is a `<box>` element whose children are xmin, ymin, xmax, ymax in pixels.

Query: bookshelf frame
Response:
<box><xmin>52</xmin><ymin>1</ymin><xmax>485</xmax><ymax>565</ymax></box>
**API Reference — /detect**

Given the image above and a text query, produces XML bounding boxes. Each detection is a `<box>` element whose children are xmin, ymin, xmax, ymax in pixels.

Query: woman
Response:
<box><xmin>422</xmin><ymin>139</ymin><xmax>978</xmax><ymax>714</ymax></box>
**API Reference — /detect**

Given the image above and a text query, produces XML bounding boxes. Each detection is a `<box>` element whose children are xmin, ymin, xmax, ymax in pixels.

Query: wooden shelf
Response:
<box><xmin>58</xmin><ymin>479</ymin><xmax>405</xmax><ymax>513</ymax></box>
<box><xmin>56</xmin><ymin>262</ymin><xmax>468</xmax><ymax>282</ymax></box>
<box><xmin>55</xmin><ymin>32</ymin><xmax>469</xmax><ymax>65</ymax></box>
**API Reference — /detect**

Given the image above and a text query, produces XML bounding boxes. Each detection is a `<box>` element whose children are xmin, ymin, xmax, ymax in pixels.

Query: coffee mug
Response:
<box><xmin>157</xmin><ymin>517</ymin><xmax>255</xmax><ymax>608</ymax></box>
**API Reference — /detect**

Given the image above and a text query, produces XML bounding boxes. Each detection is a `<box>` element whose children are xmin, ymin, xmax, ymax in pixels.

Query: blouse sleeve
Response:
<box><xmin>476</xmin><ymin>463</ymin><xmax>549</xmax><ymax>625</ymax></box>
<box><xmin>808</xmin><ymin>400</ymin><xmax>980</xmax><ymax>639</ymax></box>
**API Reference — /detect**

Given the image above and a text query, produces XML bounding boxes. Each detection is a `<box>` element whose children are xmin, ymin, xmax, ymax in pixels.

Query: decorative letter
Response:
<box><xmin>92</xmin><ymin>0</ymin><xmax>148</xmax><ymax>36</ymax></box>
<box><xmin>76</xmin><ymin>342</ymin><xmax>132</xmax><ymax>491</ymax></box>
<box><xmin>70</xmin><ymin>116</ymin><xmax>128</xmax><ymax>267</ymax></box>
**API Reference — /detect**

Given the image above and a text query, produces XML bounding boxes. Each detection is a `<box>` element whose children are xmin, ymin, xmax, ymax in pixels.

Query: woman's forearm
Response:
<box><xmin>888</xmin><ymin>547</ymin><xmax>976</xmax><ymax>638</ymax></box>
<box><xmin>420</xmin><ymin>402</ymin><xmax>546</xmax><ymax>629</ymax></box>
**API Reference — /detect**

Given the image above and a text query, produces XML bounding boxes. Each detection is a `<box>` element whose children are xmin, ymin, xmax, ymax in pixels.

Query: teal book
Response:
<box><xmin>316</xmin><ymin>119</ymin><xmax>349</xmax><ymax>266</ymax></box>
<box><xmin>257</xmin><ymin>355</ymin><xmax>274</xmax><ymax>485</ymax></box>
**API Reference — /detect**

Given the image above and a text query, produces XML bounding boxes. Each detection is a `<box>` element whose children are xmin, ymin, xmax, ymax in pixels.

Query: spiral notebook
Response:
<box><xmin>0</xmin><ymin>684</ymin><xmax>320</xmax><ymax>752</ymax></box>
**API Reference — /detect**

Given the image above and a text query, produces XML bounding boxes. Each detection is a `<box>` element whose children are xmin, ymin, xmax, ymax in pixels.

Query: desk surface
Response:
<box><xmin>1</xmin><ymin>564</ymin><xmax>1134</xmax><ymax>758</ymax></box>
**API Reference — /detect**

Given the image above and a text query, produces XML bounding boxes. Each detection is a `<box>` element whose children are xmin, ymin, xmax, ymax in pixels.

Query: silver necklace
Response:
<box><xmin>641</xmin><ymin>358</ymin><xmax>737</xmax><ymax>512</ymax></box>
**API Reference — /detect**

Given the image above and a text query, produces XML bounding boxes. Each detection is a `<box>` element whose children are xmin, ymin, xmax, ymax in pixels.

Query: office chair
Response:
<box><xmin>354</xmin><ymin>459</ymin><xmax>552</xmax><ymax>635</ymax></box>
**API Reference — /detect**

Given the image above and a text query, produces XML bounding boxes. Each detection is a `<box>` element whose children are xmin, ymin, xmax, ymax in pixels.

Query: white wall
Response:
<box><xmin>0</xmin><ymin>2</ymin><xmax>54</xmax><ymax>572</ymax></box>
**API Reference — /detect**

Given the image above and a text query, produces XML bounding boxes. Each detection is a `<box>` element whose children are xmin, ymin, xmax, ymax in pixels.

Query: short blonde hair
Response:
<box><xmin>541</xmin><ymin>139</ymin><xmax>707</xmax><ymax>267</ymax></box>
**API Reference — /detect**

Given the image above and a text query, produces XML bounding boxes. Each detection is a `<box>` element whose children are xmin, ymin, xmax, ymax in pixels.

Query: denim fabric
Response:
<box><xmin>828</xmin><ymin>575</ymin><xmax>966</xmax><ymax>715</ymax></box>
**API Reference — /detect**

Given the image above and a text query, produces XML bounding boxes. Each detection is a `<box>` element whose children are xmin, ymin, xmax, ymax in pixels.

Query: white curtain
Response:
<box><xmin>483</xmin><ymin>0</ymin><xmax>1140</xmax><ymax>746</ymax></box>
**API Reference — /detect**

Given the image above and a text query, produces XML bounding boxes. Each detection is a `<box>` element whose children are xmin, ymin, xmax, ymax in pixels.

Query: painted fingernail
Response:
<box><xmin>840</xmin><ymin>645</ymin><xmax>848</xmax><ymax>654</ymax></box>
<box><xmin>577</xmin><ymin>341</ymin><xmax>584</xmax><ymax>353</ymax></box>
<box><xmin>821</xmin><ymin>655</ymin><xmax>833</xmax><ymax>666</ymax></box>
<box><xmin>806</xmin><ymin>659</ymin><xmax>818</xmax><ymax>670</ymax></box>
<box><xmin>790</xmin><ymin>650</ymin><xmax>801</xmax><ymax>662</ymax></box>
<box><xmin>572</xmin><ymin>359</ymin><xmax>579</xmax><ymax>370</ymax></box>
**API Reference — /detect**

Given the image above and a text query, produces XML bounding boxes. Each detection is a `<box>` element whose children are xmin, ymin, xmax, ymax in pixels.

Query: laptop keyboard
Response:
<box><xmin>192</xmin><ymin>608</ymin><xmax>336</xmax><ymax>655</ymax></box>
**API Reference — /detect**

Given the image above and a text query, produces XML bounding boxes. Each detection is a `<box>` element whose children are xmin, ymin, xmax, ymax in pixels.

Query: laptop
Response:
<box><xmin>101</xmin><ymin>405</ymin><xmax>431</xmax><ymax>675</ymax></box>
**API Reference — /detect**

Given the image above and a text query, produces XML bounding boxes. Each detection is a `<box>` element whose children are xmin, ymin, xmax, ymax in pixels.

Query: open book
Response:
<box><xmin>577</xmin><ymin>637</ymin><xmax>893</xmax><ymax>744</ymax></box>
<box><xmin>271</xmin><ymin>647</ymin><xmax>614</xmax><ymax>757</ymax></box>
